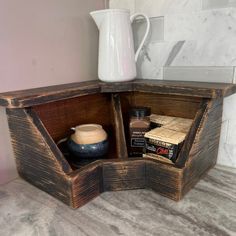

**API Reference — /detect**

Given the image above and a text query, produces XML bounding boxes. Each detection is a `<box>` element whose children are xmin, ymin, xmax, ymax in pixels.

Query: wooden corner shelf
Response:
<box><xmin>1</xmin><ymin>79</ymin><xmax>235</xmax><ymax>208</ymax></box>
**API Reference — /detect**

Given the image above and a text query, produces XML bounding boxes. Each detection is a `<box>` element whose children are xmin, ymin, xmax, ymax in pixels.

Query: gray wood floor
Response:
<box><xmin>0</xmin><ymin>165</ymin><xmax>236</xmax><ymax>236</ymax></box>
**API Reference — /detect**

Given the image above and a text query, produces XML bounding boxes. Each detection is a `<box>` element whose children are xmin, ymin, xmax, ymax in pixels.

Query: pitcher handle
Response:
<box><xmin>130</xmin><ymin>13</ymin><xmax>150</xmax><ymax>62</ymax></box>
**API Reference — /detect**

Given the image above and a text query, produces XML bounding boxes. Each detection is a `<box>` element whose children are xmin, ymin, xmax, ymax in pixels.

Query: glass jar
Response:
<box><xmin>129</xmin><ymin>107</ymin><xmax>151</xmax><ymax>157</ymax></box>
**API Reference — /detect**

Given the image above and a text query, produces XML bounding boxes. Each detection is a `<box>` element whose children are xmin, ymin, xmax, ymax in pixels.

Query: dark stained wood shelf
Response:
<box><xmin>1</xmin><ymin>79</ymin><xmax>235</xmax><ymax>208</ymax></box>
<box><xmin>0</xmin><ymin>79</ymin><xmax>236</xmax><ymax>108</ymax></box>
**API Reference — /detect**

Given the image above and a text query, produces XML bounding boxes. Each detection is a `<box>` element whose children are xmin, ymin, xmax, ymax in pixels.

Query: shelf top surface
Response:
<box><xmin>1</xmin><ymin>79</ymin><xmax>236</xmax><ymax>108</ymax></box>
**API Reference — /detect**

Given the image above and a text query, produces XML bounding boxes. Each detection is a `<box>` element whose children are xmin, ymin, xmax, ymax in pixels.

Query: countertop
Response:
<box><xmin>0</xmin><ymin>165</ymin><xmax>235</xmax><ymax>236</ymax></box>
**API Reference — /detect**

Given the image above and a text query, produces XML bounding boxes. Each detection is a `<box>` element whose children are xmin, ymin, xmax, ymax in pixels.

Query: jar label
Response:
<box><xmin>130</xmin><ymin>128</ymin><xmax>149</xmax><ymax>148</ymax></box>
<box><xmin>131</xmin><ymin>138</ymin><xmax>145</xmax><ymax>147</ymax></box>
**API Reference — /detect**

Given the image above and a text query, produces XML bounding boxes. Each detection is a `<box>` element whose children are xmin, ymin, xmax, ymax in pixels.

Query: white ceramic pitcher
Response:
<box><xmin>90</xmin><ymin>9</ymin><xmax>150</xmax><ymax>82</ymax></box>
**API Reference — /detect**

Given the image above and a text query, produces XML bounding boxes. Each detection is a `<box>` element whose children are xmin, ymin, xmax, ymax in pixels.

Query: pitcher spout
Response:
<box><xmin>90</xmin><ymin>9</ymin><xmax>130</xmax><ymax>29</ymax></box>
<box><xmin>90</xmin><ymin>10</ymin><xmax>105</xmax><ymax>29</ymax></box>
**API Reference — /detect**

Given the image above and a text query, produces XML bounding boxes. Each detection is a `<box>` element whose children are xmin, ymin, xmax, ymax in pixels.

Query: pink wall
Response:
<box><xmin>0</xmin><ymin>0</ymin><xmax>107</xmax><ymax>184</ymax></box>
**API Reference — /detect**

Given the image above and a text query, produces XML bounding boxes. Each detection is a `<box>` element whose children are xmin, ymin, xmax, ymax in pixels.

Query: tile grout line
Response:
<box><xmin>233</xmin><ymin>67</ymin><xmax>236</xmax><ymax>84</ymax></box>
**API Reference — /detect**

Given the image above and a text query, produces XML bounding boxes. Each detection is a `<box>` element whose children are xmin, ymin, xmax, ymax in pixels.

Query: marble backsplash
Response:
<box><xmin>109</xmin><ymin>0</ymin><xmax>236</xmax><ymax>168</ymax></box>
<box><xmin>135</xmin><ymin>0</ymin><xmax>201</xmax><ymax>17</ymax></box>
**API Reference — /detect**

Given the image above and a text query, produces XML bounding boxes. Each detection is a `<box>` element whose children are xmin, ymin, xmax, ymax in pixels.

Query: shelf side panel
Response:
<box><xmin>182</xmin><ymin>98</ymin><xmax>223</xmax><ymax>197</ymax></box>
<box><xmin>70</xmin><ymin>162</ymin><xmax>103</xmax><ymax>208</ymax></box>
<box><xmin>175</xmin><ymin>99</ymin><xmax>209</xmax><ymax>168</ymax></box>
<box><xmin>6</xmin><ymin>108</ymin><xmax>72</xmax><ymax>206</ymax></box>
<box><xmin>28</xmin><ymin>109</ymin><xmax>72</xmax><ymax>174</ymax></box>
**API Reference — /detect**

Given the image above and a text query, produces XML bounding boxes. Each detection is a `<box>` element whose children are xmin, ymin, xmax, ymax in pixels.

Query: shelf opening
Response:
<box><xmin>120</xmin><ymin>91</ymin><xmax>206</xmax><ymax>166</ymax></box>
<box><xmin>33</xmin><ymin>93</ymin><xmax>118</xmax><ymax>169</ymax></box>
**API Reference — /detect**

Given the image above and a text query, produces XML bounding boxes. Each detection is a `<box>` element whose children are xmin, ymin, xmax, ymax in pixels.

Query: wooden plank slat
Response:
<box><xmin>6</xmin><ymin>108</ymin><xmax>73</xmax><ymax>206</ymax></box>
<box><xmin>70</xmin><ymin>163</ymin><xmax>103</xmax><ymax>208</ymax></box>
<box><xmin>0</xmin><ymin>80</ymin><xmax>100</xmax><ymax>108</ymax></box>
<box><xmin>134</xmin><ymin>79</ymin><xmax>236</xmax><ymax>98</ymax></box>
<box><xmin>103</xmin><ymin>159</ymin><xmax>146</xmax><ymax>191</ymax></box>
<box><xmin>27</xmin><ymin>109</ymin><xmax>72</xmax><ymax>174</ymax></box>
<box><xmin>1</xmin><ymin>79</ymin><xmax>236</xmax><ymax>108</ymax></box>
<box><xmin>146</xmin><ymin>160</ymin><xmax>183</xmax><ymax>201</ymax></box>
<box><xmin>175</xmin><ymin>99</ymin><xmax>209</xmax><ymax>168</ymax></box>
<box><xmin>111</xmin><ymin>94</ymin><xmax>128</xmax><ymax>159</ymax></box>
<box><xmin>182</xmin><ymin>98</ymin><xmax>223</xmax><ymax>197</ymax></box>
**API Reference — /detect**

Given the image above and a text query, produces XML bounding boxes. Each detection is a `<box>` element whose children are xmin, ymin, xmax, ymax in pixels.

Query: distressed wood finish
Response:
<box><xmin>103</xmin><ymin>159</ymin><xmax>146</xmax><ymax>191</ymax></box>
<box><xmin>27</xmin><ymin>109</ymin><xmax>72</xmax><ymax>174</ymax></box>
<box><xmin>70</xmin><ymin>162</ymin><xmax>103</xmax><ymax>208</ymax></box>
<box><xmin>2</xmin><ymin>79</ymin><xmax>233</xmax><ymax>208</ymax></box>
<box><xmin>133</xmin><ymin>79</ymin><xmax>236</xmax><ymax>98</ymax></box>
<box><xmin>0</xmin><ymin>81</ymin><xmax>100</xmax><ymax>108</ymax></box>
<box><xmin>120</xmin><ymin>92</ymin><xmax>202</xmax><ymax>119</ymax></box>
<box><xmin>1</xmin><ymin>79</ymin><xmax>236</xmax><ymax>108</ymax></box>
<box><xmin>175</xmin><ymin>99</ymin><xmax>209</xmax><ymax>168</ymax></box>
<box><xmin>6</xmin><ymin>108</ymin><xmax>73</xmax><ymax>206</ymax></box>
<box><xmin>182</xmin><ymin>98</ymin><xmax>223</xmax><ymax>197</ymax></box>
<box><xmin>145</xmin><ymin>160</ymin><xmax>183</xmax><ymax>200</ymax></box>
<box><xmin>111</xmin><ymin>94</ymin><xmax>128</xmax><ymax>159</ymax></box>
<box><xmin>101</xmin><ymin>79</ymin><xmax>236</xmax><ymax>98</ymax></box>
<box><xmin>32</xmin><ymin>94</ymin><xmax>113</xmax><ymax>141</ymax></box>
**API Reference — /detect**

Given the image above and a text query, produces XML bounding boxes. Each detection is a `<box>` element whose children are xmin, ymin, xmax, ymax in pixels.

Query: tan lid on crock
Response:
<box><xmin>71</xmin><ymin>124</ymin><xmax>107</xmax><ymax>145</ymax></box>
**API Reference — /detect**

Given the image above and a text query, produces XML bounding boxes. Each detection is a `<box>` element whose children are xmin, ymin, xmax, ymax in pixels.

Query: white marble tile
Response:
<box><xmin>136</xmin><ymin>60</ymin><xmax>163</xmax><ymax>80</ymax></box>
<box><xmin>233</xmin><ymin>67</ymin><xmax>236</xmax><ymax>83</ymax></box>
<box><xmin>136</xmin><ymin>41</ymin><xmax>174</xmax><ymax>79</ymax></box>
<box><xmin>164</xmin><ymin>8</ymin><xmax>236</xmax><ymax>66</ymax></box>
<box><xmin>226</xmin><ymin>120</ymin><xmax>236</xmax><ymax>144</ymax></box>
<box><xmin>219</xmin><ymin>95</ymin><xmax>236</xmax><ymax>168</ymax></box>
<box><xmin>218</xmin><ymin>143</ymin><xmax>236</xmax><ymax>168</ymax></box>
<box><xmin>220</xmin><ymin>120</ymin><xmax>229</xmax><ymax>145</ymax></box>
<box><xmin>223</xmin><ymin>93</ymin><xmax>236</xmax><ymax>121</ymax></box>
<box><xmin>164</xmin><ymin>66</ymin><xmax>234</xmax><ymax>83</ymax></box>
<box><xmin>165</xmin><ymin>7</ymin><xmax>236</xmax><ymax>40</ymax></box>
<box><xmin>172</xmin><ymin>40</ymin><xmax>236</xmax><ymax>66</ymax></box>
<box><xmin>138</xmin><ymin>40</ymin><xmax>230</xmax><ymax>69</ymax></box>
<box><xmin>135</xmin><ymin>0</ymin><xmax>201</xmax><ymax>17</ymax></box>
<box><xmin>109</xmin><ymin>0</ymin><xmax>135</xmax><ymax>14</ymax></box>
<box><xmin>217</xmin><ymin>120</ymin><xmax>231</xmax><ymax>166</ymax></box>
<box><xmin>137</xmin><ymin>40</ymin><xmax>184</xmax><ymax>67</ymax></box>
<box><xmin>135</xmin><ymin>9</ymin><xmax>236</xmax><ymax>67</ymax></box>
<box><xmin>203</xmin><ymin>0</ymin><xmax>236</xmax><ymax>10</ymax></box>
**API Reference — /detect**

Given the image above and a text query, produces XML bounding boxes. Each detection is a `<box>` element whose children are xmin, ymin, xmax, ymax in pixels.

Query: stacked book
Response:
<box><xmin>144</xmin><ymin>115</ymin><xmax>193</xmax><ymax>163</ymax></box>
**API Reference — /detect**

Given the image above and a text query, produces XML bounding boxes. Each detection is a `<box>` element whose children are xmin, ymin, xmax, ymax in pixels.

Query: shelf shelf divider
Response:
<box><xmin>111</xmin><ymin>93</ymin><xmax>128</xmax><ymax>159</ymax></box>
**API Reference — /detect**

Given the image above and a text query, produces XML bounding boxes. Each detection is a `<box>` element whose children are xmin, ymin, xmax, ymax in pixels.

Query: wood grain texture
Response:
<box><xmin>127</xmin><ymin>92</ymin><xmax>201</xmax><ymax>119</ymax></box>
<box><xmin>6</xmin><ymin>108</ymin><xmax>73</xmax><ymax>206</ymax></box>
<box><xmin>100</xmin><ymin>81</ymin><xmax>134</xmax><ymax>93</ymax></box>
<box><xmin>103</xmin><ymin>159</ymin><xmax>146</xmax><ymax>191</ymax></box>
<box><xmin>145</xmin><ymin>160</ymin><xmax>183</xmax><ymax>201</ymax></box>
<box><xmin>0</xmin><ymin>81</ymin><xmax>100</xmax><ymax>108</ymax></box>
<box><xmin>181</xmin><ymin>98</ymin><xmax>223</xmax><ymax>197</ymax></box>
<box><xmin>120</xmin><ymin>92</ymin><xmax>202</xmax><ymax>156</ymax></box>
<box><xmin>3</xmin><ymin>80</ymin><xmax>226</xmax><ymax>208</ymax></box>
<box><xmin>133</xmin><ymin>79</ymin><xmax>236</xmax><ymax>98</ymax></box>
<box><xmin>111</xmin><ymin>94</ymin><xmax>128</xmax><ymax>159</ymax></box>
<box><xmin>175</xmin><ymin>99</ymin><xmax>208</xmax><ymax>168</ymax></box>
<box><xmin>70</xmin><ymin>162</ymin><xmax>103</xmax><ymax>208</ymax></box>
<box><xmin>1</xmin><ymin>79</ymin><xmax>236</xmax><ymax>108</ymax></box>
<box><xmin>101</xmin><ymin>79</ymin><xmax>236</xmax><ymax>98</ymax></box>
<box><xmin>33</xmin><ymin>93</ymin><xmax>117</xmax><ymax>159</ymax></box>
<box><xmin>27</xmin><ymin>109</ymin><xmax>72</xmax><ymax>174</ymax></box>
